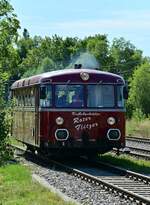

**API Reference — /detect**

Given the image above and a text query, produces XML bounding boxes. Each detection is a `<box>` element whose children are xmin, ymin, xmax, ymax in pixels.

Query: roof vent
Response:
<box><xmin>74</xmin><ymin>64</ymin><xmax>82</xmax><ymax>69</ymax></box>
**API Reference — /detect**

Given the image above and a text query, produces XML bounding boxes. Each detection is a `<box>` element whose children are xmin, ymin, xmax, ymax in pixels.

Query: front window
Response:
<box><xmin>40</xmin><ymin>85</ymin><xmax>52</xmax><ymax>107</ymax></box>
<box><xmin>55</xmin><ymin>85</ymin><xmax>84</xmax><ymax>108</ymax></box>
<box><xmin>117</xmin><ymin>86</ymin><xmax>124</xmax><ymax>107</ymax></box>
<box><xmin>87</xmin><ymin>85</ymin><xmax>115</xmax><ymax>108</ymax></box>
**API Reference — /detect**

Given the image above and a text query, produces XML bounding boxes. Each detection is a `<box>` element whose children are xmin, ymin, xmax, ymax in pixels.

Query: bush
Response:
<box><xmin>0</xmin><ymin>109</ymin><xmax>13</xmax><ymax>164</ymax></box>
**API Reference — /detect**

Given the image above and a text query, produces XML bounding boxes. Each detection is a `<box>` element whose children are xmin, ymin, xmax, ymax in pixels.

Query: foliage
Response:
<box><xmin>86</xmin><ymin>34</ymin><xmax>112</xmax><ymax>69</ymax></box>
<box><xmin>0</xmin><ymin>109</ymin><xmax>13</xmax><ymax>164</ymax></box>
<box><xmin>132</xmin><ymin>108</ymin><xmax>146</xmax><ymax>121</ymax></box>
<box><xmin>0</xmin><ymin>71</ymin><xmax>9</xmax><ymax>105</ymax></box>
<box><xmin>128</xmin><ymin>63</ymin><xmax>150</xmax><ymax>115</ymax></box>
<box><xmin>22</xmin><ymin>57</ymin><xmax>56</xmax><ymax>77</ymax></box>
<box><xmin>17</xmin><ymin>36</ymin><xmax>35</xmax><ymax>59</ymax></box>
<box><xmin>109</xmin><ymin>37</ymin><xmax>142</xmax><ymax>79</ymax></box>
<box><xmin>0</xmin><ymin>0</ymin><xmax>20</xmax><ymax>76</ymax></box>
<box><xmin>0</xmin><ymin>0</ymin><xmax>20</xmax><ymax>163</ymax></box>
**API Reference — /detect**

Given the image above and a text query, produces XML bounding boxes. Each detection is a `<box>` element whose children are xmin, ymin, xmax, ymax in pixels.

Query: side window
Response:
<box><xmin>25</xmin><ymin>90</ymin><xmax>28</xmax><ymax>106</ymax></box>
<box><xmin>31</xmin><ymin>88</ymin><xmax>35</xmax><ymax>106</ymax></box>
<box><xmin>117</xmin><ymin>86</ymin><xmax>124</xmax><ymax>107</ymax></box>
<box><xmin>40</xmin><ymin>85</ymin><xmax>52</xmax><ymax>107</ymax></box>
<box><xmin>19</xmin><ymin>95</ymin><xmax>21</xmax><ymax>106</ymax></box>
<box><xmin>26</xmin><ymin>89</ymin><xmax>31</xmax><ymax>107</ymax></box>
<box><xmin>22</xmin><ymin>90</ymin><xmax>25</xmax><ymax>106</ymax></box>
<box><xmin>13</xmin><ymin>90</ymin><xmax>17</xmax><ymax>106</ymax></box>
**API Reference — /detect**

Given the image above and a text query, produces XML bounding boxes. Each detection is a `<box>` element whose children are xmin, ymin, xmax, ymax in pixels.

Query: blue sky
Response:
<box><xmin>11</xmin><ymin>0</ymin><xmax>150</xmax><ymax>56</ymax></box>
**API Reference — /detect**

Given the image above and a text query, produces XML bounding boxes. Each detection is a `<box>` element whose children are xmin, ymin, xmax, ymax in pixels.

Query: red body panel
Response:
<box><xmin>40</xmin><ymin>111</ymin><xmax>125</xmax><ymax>151</ymax></box>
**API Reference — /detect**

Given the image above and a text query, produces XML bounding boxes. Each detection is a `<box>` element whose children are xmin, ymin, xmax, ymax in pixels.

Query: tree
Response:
<box><xmin>22</xmin><ymin>57</ymin><xmax>56</xmax><ymax>77</ymax></box>
<box><xmin>0</xmin><ymin>0</ymin><xmax>20</xmax><ymax>163</ymax></box>
<box><xmin>17</xmin><ymin>30</ymin><xmax>41</xmax><ymax>61</ymax></box>
<box><xmin>86</xmin><ymin>34</ymin><xmax>112</xmax><ymax>70</ymax></box>
<box><xmin>20</xmin><ymin>35</ymin><xmax>81</xmax><ymax>76</ymax></box>
<box><xmin>39</xmin><ymin>57</ymin><xmax>55</xmax><ymax>72</ymax></box>
<box><xmin>128</xmin><ymin>62</ymin><xmax>150</xmax><ymax>115</ymax></box>
<box><xmin>110</xmin><ymin>37</ymin><xmax>142</xmax><ymax>80</ymax></box>
<box><xmin>0</xmin><ymin>0</ymin><xmax>20</xmax><ymax>76</ymax></box>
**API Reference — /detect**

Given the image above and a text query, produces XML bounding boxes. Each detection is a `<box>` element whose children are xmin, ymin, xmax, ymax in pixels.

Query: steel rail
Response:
<box><xmin>126</xmin><ymin>146</ymin><xmax>150</xmax><ymax>154</ymax></box>
<box><xmin>125</xmin><ymin>151</ymin><xmax>150</xmax><ymax>161</ymax></box>
<box><xmin>125</xmin><ymin>136</ymin><xmax>150</xmax><ymax>160</ymax></box>
<box><xmin>113</xmin><ymin>147</ymin><xmax>150</xmax><ymax>160</ymax></box>
<box><xmin>126</xmin><ymin>137</ymin><xmax>150</xmax><ymax>144</ymax></box>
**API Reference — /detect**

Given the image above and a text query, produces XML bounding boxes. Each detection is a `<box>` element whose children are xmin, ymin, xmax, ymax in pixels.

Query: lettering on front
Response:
<box><xmin>73</xmin><ymin>116</ymin><xmax>98</xmax><ymax>131</ymax></box>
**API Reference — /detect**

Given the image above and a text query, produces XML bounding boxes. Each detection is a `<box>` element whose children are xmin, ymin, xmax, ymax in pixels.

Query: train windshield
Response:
<box><xmin>87</xmin><ymin>85</ymin><xmax>115</xmax><ymax>108</ymax></box>
<box><xmin>55</xmin><ymin>85</ymin><xmax>84</xmax><ymax>108</ymax></box>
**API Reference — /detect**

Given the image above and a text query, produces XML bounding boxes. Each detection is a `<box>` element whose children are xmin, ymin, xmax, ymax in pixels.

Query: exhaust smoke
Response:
<box><xmin>68</xmin><ymin>52</ymin><xmax>100</xmax><ymax>69</ymax></box>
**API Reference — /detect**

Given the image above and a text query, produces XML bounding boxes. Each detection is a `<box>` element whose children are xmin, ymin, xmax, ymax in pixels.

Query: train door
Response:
<box><xmin>26</xmin><ymin>86</ymin><xmax>40</xmax><ymax>147</ymax></box>
<box><xmin>18</xmin><ymin>86</ymin><xmax>40</xmax><ymax>147</ymax></box>
<box><xmin>34</xmin><ymin>86</ymin><xmax>40</xmax><ymax>146</ymax></box>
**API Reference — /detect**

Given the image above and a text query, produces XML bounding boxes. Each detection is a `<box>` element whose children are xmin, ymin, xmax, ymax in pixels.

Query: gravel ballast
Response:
<box><xmin>30</xmin><ymin>162</ymin><xmax>136</xmax><ymax>205</ymax></box>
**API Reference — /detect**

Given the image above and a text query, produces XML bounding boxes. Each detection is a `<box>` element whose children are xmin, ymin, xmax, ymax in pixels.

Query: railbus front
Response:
<box><xmin>11</xmin><ymin>68</ymin><xmax>127</xmax><ymax>156</ymax></box>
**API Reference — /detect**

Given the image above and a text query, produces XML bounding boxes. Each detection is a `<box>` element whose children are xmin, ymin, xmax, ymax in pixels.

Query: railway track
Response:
<box><xmin>13</xmin><ymin>145</ymin><xmax>150</xmax><ymax>205</ymax></box>
<box><xmin>124</xmin><ymin>146</ymin><xmax>150</xmax><ymax>160</ymax></box>
<box><xmin>125</xmin><ymin>137</ymin><xmax>150</xmax><ymax>160</ymax></box>
<box><xmin>126</xmin><ymin>137</ymin><xmax>150</xmax><ymax>143</ymax></box>
<box><xmin>114</xmin><ymin>147</ymin><xmax>150</xmax><ymax>160</ymax></box>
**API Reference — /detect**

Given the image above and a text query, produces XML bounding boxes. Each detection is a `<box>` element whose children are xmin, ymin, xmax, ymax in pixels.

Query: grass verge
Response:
<box><xmin>126</xmin><ymin>118</ymin><xmax>150</xmax><ymax>138</ymax></box>
<box><xmin>0</xmin><ymin>163</ymin><xmax>76</xmax><ymax>205</ymax></box>
<box><xmin>99</xmin><ymin>153</ymin><xmax>150</xmax><ymax>174</ymax></box>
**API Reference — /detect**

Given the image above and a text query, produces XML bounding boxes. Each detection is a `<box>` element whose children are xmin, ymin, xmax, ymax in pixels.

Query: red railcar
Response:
<box><xmin>11</xmin><ymin>66</ymin><xmax>127</xmax><ymax>156</ymax></box>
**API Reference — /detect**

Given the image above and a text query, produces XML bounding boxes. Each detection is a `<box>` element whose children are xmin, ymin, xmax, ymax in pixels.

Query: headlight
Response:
<box><xmin>56</xmin><ymin>117</ymin><xmax>64</xmax><ymax>125</ymax></box>
<box><xmin>80</xmin><ymin>72</ymin><xmax>89</xmax><ymax>81</ymax></box>
<box><xmin>55</xmin><ymin>129</ymin><xmax>69</xmax><ymax>141</ymax></box>
<box><xmin>107</xmin><ymin>117</ymin><xmax>116</xmax><ymax>125</ymax></box>
<box><xmin>107</xmin><ymin>129</ymin><xmax>121</xmax><ymax>140</ymax></box>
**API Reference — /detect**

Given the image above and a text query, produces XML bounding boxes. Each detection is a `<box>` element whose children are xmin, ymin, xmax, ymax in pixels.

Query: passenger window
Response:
<box><xmin>25</xmin><ymin>92</ymin><xmax>27</xmax><ymax>106</ymax></box>
<box><xmin>13</xmin><ymin>91</ymin><xmax>18</xmax><ymax>106</ymax></box>
<box><xmin>30</xmin><ymin>88</ymin><xmax>35</xmax><ymax>106</ymax></box>
<box><xmin>40</xmin><ymin>85</ymin><xmax>52</xmax><ymax>107</ymax></box>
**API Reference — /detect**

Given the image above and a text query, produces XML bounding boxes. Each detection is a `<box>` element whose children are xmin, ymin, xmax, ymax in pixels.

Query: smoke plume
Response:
<box><xmin>68</xmin><ymin>52</ymin><xmax>100</xmax><ymax>69</ymax></box>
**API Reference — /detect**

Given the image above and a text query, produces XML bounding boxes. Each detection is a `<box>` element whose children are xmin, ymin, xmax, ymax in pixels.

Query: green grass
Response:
<box><xmin>126</xmin><ymin>118</ymin><xmax>150</xmax><ymax>138</ymax></box>
<box><xmin>0</xmin><ymin>164</ymin><xmax>76</xmax><ymax>205</ymax></box>
<box><xmin>99</xmin><ymin>153</ymin><xmax>150</xmax><ymax>174</ymax></box>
